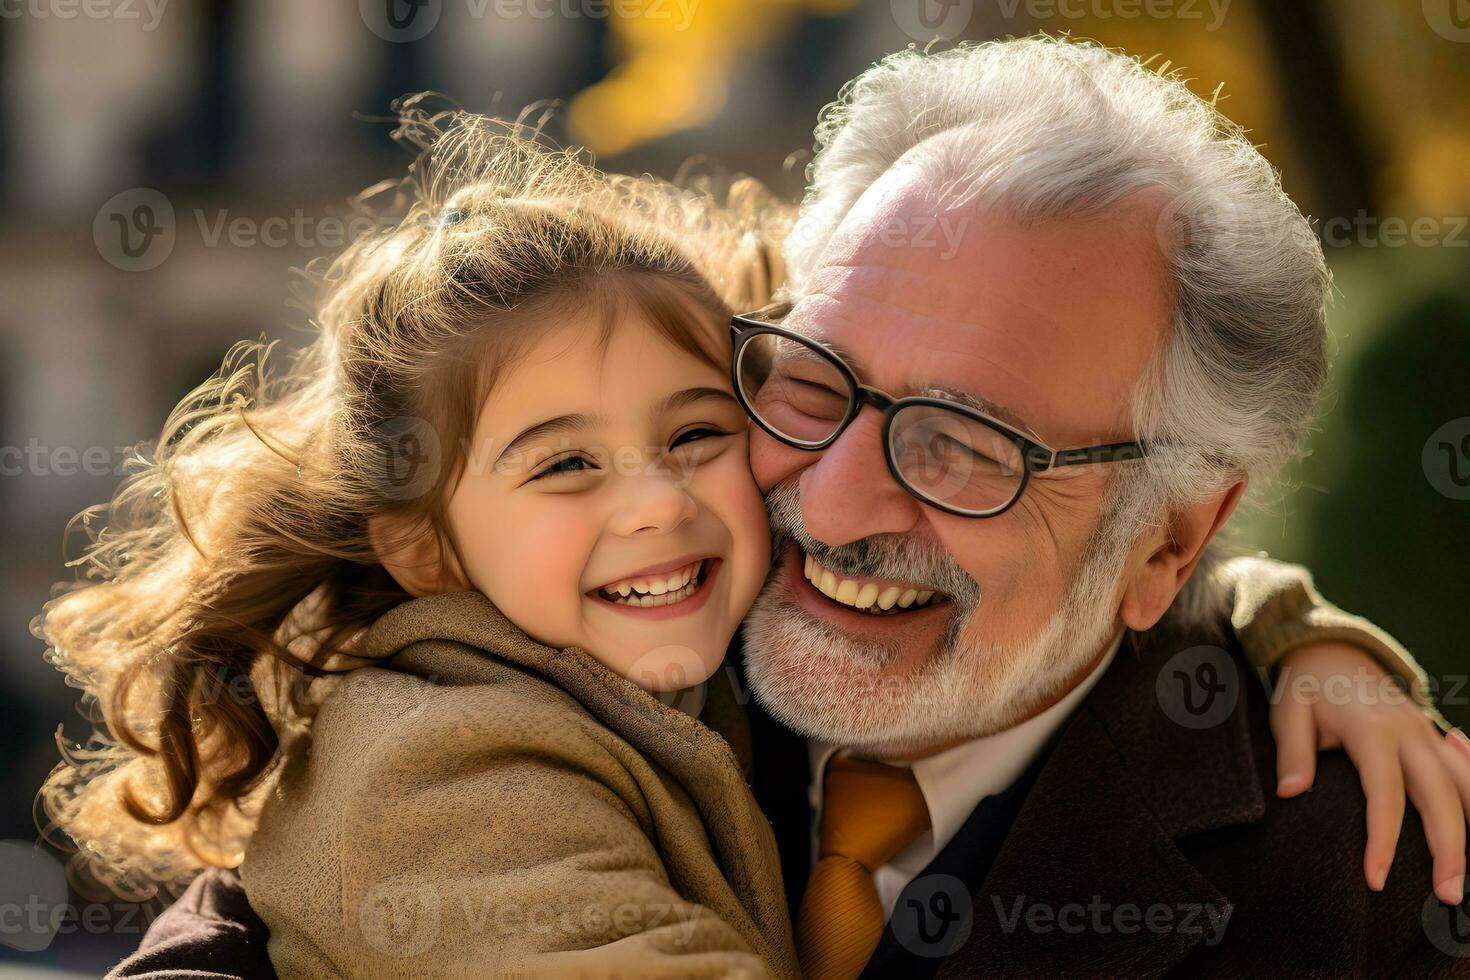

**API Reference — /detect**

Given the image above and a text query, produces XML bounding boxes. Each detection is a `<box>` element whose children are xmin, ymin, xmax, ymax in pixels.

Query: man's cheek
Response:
<box><xmin>951</xmin><ymin>540</ymin><xmax>1051</xmax><ymax>646</ymax></box>
<box><xmin>720</xmin><ymin>441</ymin><xmax>773</xmax><ymax>536</ymax></box>
<box><xmin>745</xmin><ymin>427</ymin><xmax>799</xmax><ymax>493</ymax></box>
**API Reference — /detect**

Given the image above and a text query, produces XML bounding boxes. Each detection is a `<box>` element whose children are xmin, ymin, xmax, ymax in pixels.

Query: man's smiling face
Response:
<box><xmin>741</xmin><ymin>160</ymin><xmax>1179</xmax><ymax>755</ymax></box>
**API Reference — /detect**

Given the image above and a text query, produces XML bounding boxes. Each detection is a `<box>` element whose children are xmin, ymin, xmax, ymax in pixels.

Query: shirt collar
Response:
<box><xmin>809</xmin><ymin>630</ymin><xmax>1124</xmax><ymax>860</ymax></box>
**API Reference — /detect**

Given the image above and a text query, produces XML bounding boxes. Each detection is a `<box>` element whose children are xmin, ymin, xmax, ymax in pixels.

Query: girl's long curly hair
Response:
<box><xmin>34</xmin><ymin>96</ymin><xmax>792</xmax><ymax>900</ymax></box>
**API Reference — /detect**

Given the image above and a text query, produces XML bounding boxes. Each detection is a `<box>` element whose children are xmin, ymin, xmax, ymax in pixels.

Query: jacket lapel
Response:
<box><xmin>937</xmin><ymin>629</ymin><xmax>1264</xmax><ymax>978</ymax></box>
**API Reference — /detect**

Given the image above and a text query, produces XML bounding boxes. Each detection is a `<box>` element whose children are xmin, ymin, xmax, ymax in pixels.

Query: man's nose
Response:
<box><xmin>607</xmin><ymin>471</ymin><xmax>698</xmax><ymax>537</ymax></box>
<box><xmin>800</xmin><ymin>408</ymin><xmax>923</xmax><ymax>546</ymax></box>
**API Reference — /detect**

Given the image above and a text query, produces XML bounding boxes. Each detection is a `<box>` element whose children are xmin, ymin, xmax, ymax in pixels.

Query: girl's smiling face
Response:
<box><xmin>441</xmin><ymin>305</ymin><xmax>771</xmax><ymax>690</ymax></box>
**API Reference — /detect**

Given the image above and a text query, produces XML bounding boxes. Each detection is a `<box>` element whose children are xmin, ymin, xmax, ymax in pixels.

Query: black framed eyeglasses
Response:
<box><xmin>729</xmin><ymin>310</ymin><xmax>1150</xmax><ymax>518</ymax></box>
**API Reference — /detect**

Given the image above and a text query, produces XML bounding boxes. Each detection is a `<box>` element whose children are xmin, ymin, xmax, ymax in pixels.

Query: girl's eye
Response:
<box><xmin>531</xmin><ymin>453</ymin><xmax>596</xmax><ymax>481</ymax></box>
<box><xmin>668</xmin><ymin>427</ymin><xmax>733</xmax><ymax>472</ymax></box>
<box><xmin>670</xmin><ymin>427</ymin><xmax>728</xmax><ymax>448</ymax></box>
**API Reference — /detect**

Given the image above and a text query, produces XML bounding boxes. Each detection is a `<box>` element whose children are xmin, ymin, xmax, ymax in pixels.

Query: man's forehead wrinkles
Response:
<box><xmin>787</xmin><ymin>292</ymin><xmax>1048</xmax><ymax>440</ymax></box>
<box><xmin>794</xmin><ymin>275</ymin><xmax>1035</xmax><ymax>380</ymax></box>
<box><xmin>803</xmin><ymin>260</ymin><xmax>1073</xmax><ymax>349</ymax></box>
<box><xmin>796</xmin><ymin>274</ymin><xmax>987</xmax><ymax>336</ymax></box>
<box><xmin>809</xmin><ymin>258</ymin><xmax>983</xmax><ymax>311</ymax></box>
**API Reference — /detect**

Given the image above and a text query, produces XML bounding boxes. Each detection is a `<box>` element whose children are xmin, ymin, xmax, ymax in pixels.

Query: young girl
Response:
<box><xmin>36</xmin><ymin>106</ymin><xmax>1449</xmax><ymax>978</ymax></box>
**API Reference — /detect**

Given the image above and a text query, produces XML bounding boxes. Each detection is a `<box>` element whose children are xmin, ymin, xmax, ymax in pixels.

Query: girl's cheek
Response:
<box><xmin>692</xmin><ymin>445</ymin><xmax>771</xmax><ymax>568</ymax></box>
<box><xmin>466</xmin><ymin>501</ymin><xmax>600</xmax><ymax>638</ymax></box>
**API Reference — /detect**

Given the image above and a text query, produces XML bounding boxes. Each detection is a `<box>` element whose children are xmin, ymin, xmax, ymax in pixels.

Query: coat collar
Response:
<box><xmin>358</xmin><ymin>591</ymin><xmax>784</xmax><ymax>945</ymax></box>
<box><xmin>938</xmin><ymin>624</ymin><xmax>1265</xmax><ymax>978</ymax></box>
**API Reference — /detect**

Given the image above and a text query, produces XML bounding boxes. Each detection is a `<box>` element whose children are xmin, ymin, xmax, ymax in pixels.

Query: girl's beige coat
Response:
<box><xmin>243</xmin><ymin>589</ymin><xmax>796</xmax><ymax>979</ymax></box>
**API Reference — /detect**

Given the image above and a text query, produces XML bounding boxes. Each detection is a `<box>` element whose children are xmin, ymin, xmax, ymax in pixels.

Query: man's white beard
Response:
<box><xmin>741</xmin><ymin>481</ymin><xmax>1141</xmax><ymax>758</ymax></box>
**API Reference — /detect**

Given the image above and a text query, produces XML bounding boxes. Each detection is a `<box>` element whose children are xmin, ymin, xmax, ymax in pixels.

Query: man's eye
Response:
<box><xmin>531</xmin><ymin>454</ymin><xmax>596</xmax><ymax>480</ymax></box>
<box><xmin>671</xmin><ymin>427</ymin><xmax>729</xmax><ymax>448</ymax></box>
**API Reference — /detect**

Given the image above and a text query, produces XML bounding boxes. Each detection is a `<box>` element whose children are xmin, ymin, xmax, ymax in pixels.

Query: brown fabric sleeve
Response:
<box><xmin>1223</xmin><ymin>554</ymin><xmax>1449</xmax><ymax>731</ymax></box>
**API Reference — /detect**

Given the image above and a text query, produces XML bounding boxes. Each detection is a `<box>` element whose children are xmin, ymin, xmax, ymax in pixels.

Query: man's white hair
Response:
<box><xmin>784</xmin><ymin>36</ymin><xmax>1330</xmax><ymax>626</ymax></box>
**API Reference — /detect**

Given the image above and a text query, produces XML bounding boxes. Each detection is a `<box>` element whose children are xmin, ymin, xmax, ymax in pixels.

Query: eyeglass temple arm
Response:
<box><xmin>1027</xmin><ymin>441</ymin><xmax>1150</xmax><ymax>471</ymax></box>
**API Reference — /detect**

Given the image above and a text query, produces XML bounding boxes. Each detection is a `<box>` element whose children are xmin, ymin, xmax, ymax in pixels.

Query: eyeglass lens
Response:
<box><xmin>735</xmin><ymin>330</ymin><xmax>1027</xmax><ymax>513</ymax></box>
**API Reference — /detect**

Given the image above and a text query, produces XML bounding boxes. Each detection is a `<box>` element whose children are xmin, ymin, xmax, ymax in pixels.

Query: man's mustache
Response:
<box><xmin>763</xmin><ymin>481</ymin><xmax>981</xmax><ymax>608</ymax></box>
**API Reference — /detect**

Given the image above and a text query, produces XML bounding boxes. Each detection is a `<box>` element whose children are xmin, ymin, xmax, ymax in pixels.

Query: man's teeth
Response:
<box><xmin>803</xmin><ymin>553</ymin><xmax>937</xmax><ymax>614</ymax></box>
<box><xmin>599</xmin><ymin>559</ymin><xmax>706</xmax><ymax>607</ymax></box>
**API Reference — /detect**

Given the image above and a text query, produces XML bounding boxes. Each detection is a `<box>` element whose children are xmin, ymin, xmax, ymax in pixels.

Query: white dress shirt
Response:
<box><xmin>806</xmin><ymin>631</ymin><xmax>1124</xmax><ymax>919</ymax></box>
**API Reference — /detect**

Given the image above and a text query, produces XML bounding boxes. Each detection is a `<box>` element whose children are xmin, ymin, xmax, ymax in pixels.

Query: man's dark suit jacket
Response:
<box><xmin>110</xmin><ymin>619</ymin><xmax>1470</xmax><ymax>978</ymax></box>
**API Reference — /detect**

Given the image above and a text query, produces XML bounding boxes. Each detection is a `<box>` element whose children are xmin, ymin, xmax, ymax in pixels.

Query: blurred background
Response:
<box><xmin>1</xmin><ymin>0</ymin><xmax>1466</xmax><ymax>973</ymax></box>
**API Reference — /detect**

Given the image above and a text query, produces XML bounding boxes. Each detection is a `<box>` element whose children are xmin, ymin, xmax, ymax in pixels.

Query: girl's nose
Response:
<box><xmin>608</xmin><ymin>474</ymin><xmax>698</xmax><ymax>537</ymax></box>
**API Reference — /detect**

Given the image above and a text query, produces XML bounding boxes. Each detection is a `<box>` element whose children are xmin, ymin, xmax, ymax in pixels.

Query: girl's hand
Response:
<box><xmin>1270</xmin><ymin>641</ymin><xmax>1470</xmax><ymax>905</ymax></box>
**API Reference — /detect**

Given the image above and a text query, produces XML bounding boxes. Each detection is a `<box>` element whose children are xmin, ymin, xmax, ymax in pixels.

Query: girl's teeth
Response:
<box><xmin>599</xmin><ymin>560</ymin><xmax>706</xmax><ymax>606</ymax></box>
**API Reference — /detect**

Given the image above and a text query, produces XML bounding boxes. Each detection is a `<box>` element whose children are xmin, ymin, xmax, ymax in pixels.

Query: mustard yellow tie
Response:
<box><xmin>795</xmin><ymin>755</ymin><xmax>932</xmax><ymax>980</ymax></box>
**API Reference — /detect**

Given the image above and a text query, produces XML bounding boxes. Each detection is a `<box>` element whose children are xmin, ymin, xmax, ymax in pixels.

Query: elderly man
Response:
<box><xmin>723</xmin><ymin>36</ymin><xmax>1470</xmax><ymax>976</ymax></box>
<box><xmin>113</xmin><ymin>37</ymin><xmax>1470</xmax><ymax>979</ymax></box>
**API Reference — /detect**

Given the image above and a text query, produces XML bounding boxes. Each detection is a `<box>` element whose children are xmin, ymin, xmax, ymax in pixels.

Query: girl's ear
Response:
<box><xmin>366</xmin><ymin>511</ymin><xmax>470</xmax><ymax>597</ymax></box>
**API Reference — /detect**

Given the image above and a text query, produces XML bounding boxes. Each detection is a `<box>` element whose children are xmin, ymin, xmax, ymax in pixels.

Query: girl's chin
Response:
<box><xmin>612</xmin><ymin>642</ymin><xmax>722</xmax><ymax>693</ymax></box>
<box><xmin>575</xmin><ymin>555</ymin><xmax>768</xmax><ymax>691</ymax></box>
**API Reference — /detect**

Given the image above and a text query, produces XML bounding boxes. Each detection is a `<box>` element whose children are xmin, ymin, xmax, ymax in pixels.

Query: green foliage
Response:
<box><xmin>1237</xmin><ymin>248</ymin><xmax>1470</xmax><ymax>726</ymax></box>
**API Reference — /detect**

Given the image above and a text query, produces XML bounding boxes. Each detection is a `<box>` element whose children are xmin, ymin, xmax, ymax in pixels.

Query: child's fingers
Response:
<box><xmin>1269</xmin><ymin>692</ymin><xmax>1318</xmax><ymax>797</ymax></box>
<box><xmin>1403</xmin><ymin>737</ymin><xmax>1466</xmax><ymax>905</ymax></box>
<box><xmin>1437</xmin><ymin>729</ymin><xmax>1470</xmax><ymax>819</ymax></box>
<box><xmin>1342</xmin><ymin>733</ymin><xmax>1404</xmax><ymax>892</ymax></box>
